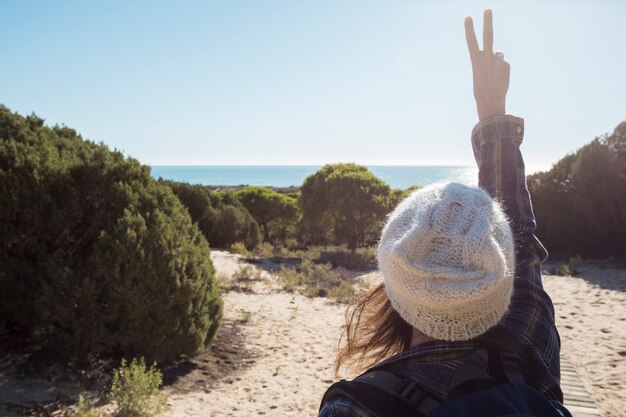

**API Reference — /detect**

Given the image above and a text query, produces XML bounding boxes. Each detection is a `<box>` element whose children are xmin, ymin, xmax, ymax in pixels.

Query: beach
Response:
<box><xmin>159</xmin><ymin>251</ymin><xmax>625</xmax><ymax>417</ymax></box>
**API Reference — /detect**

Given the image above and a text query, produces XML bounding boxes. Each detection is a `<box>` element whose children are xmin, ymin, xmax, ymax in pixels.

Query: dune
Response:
<box><xmin>164</xmin><ymin>252</ymin><xmax>624</xmax><ymax>417</ymax></box>
<box><xmin>164</xmin><ymin>251</ymin><xmax>346</xmax><ymax>416</ymax></box>
<box><xmin>2</xmin><ymin>250</ymin><xmax>621</xmax><ymax>417</ymax></box>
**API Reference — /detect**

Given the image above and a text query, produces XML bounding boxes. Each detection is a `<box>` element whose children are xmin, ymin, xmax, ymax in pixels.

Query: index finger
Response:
<box><xmin>464</xmin><ymin>16</ymin><xmax>479</xmax><ymax>60</ymax></box>
<box><xmin>483</xmin><ymin>9</ymin><xmax>493</xmax><ymax>54</ymax></box>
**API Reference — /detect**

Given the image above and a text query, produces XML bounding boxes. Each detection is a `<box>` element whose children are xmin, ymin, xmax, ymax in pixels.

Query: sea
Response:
<box><xmin>150</xmin><ymin>165</ymin><xmax>550</xmax><ymax>189</ymax></box>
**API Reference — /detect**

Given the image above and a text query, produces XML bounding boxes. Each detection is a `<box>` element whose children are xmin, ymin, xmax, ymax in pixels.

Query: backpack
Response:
<box><xmin>320</xmin><ymin>348</ymin><xmax>573</xmax><ymax>417</ymax></box>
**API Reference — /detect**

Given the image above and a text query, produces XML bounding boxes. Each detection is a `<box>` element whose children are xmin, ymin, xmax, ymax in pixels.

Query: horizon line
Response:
<box><xmin>149</xmin><ymin>164</ymin><xmax>477</xmax><ymax>167</ymax></box>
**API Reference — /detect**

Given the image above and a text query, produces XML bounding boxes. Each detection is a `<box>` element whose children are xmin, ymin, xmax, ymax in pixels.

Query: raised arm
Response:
<box><xmin>465</xmin><ymin>7</ymin><xmax>536</xmax><ymax>244</ymax></box>
<box><xmin>464</xmin><ymin>10</ymin><xmax>560</xmax><ymax>392</ymax></box>
<box><xmin>464</xmin><ymin>8</ymin><xmax>548</xmax><ymax>275</ymax></box>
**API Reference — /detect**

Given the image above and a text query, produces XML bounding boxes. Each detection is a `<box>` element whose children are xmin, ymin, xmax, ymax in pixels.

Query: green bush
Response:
<box><xmin>235</xmin><ymin>186</ymin><xmax>300</xmax><ymax>244</ymax></box>
<box><xmin>0</xmin><ymin>106</ymin><xmax>222</xmax><ymax>361</ymax></box>
<box><xmin>164</xmin><ymin>181</ymin><xmax>260</xmax><ymax>250</ymax></box>
<box><xmin>557</xmin><ymin>263</ymin><xmax>573</xmax><ymax>277</ymax></box>
<box><xmin>300</xmin><ymin>260</ymin><xmax>344</xmax><ymax>289</ymax></box>
<box><xmin>528</xmin><ymin>121</ymin><xmax>626</xmax><ymax>258</ymax></box>
<box><xmin>299</xmin><ymin>164</ymin><xmax>392</xmax><ymax>250</ymax></box>
<box><xmin>251</xmin><ymin>241</ymin><xmax>274</xmax><ymax>258</ymax></box>
<box><xmin>71</xmin><ymin>396</ymin><xmax>97</xmax><ymax>417</ymax></box>
<box><xmin>553</xmin><ymin>254</ymin><xmax>583</xmax><ymax>277</ymax></box>
<box><xmin>327</xmin><ymin>281</ymin><xmax>357</xmax><ymax>304</ymax></box>
<box><xmin>111</xmin><ymin>358</ymin><xmax>168</xmax><ymax>417</ymax></box>
<box><xmin>230</xmin><ymin>241</ymin><xmax>249</xmax><ymax>256</ymax></box>
<box><xmin>273</xmin><ymin>260</ymin><xmax>353</xmax><ymax>301</ymax></box>
<box><xmin>274</xmin><ymin>266</ymin><xmax>307</xmax><ymax>293</ymax></box>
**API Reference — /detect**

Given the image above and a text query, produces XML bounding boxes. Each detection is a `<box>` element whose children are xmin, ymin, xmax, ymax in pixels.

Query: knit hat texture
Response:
<box><xmin>377</xmin><ymin>182</ymin><xmax>515</xmax><ymax>341</ymax></box>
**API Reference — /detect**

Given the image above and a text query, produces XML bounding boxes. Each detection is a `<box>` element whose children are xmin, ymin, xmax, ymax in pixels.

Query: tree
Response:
<box><xmin>235</xmin><ymin>186</ymin><xmax>299</xmax><ymax>243</ymax></box>
<box><xmin>0</xmin><ymin>106</ymin><xmax>222</xmax><ymax>361</ymax></box>
<box><xmin>164</xmin><ymin>181</ymin><xmax>261</xmax><ymax>250</ymax></box>
<box><xmin>388</xmin><ymin>186</ymin><xmax>421</xmax><ymax>210</ymax></box>
<box><xmin>528</xmin><ymin>121</ymin><xmax>626</xmax><ymax>258</ymax></box>
<box><xmin>299</xmin><ymin>164</ymin><xmax>392</xmax><ymax>251</ymax></box>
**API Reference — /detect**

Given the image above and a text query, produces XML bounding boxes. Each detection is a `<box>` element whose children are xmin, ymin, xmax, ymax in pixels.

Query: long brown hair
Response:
<box><xmin>334</xmin><ymin>283</ymin><xmax>413</xmax><ymax>375</ymax></box>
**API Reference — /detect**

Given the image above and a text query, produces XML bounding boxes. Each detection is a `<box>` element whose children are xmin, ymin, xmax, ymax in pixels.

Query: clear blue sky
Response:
<box><xmin>1</xmin><ymin>1</ymin><xmax>624</xmax><ymax>167</ymax></box>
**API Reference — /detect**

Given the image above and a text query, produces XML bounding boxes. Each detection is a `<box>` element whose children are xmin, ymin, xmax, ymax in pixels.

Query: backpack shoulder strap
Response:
<box><xmin>320</xmin><ymin>345</ymin><xmax>538</xmax><ymax>417</ymax></box>
<box><xmin>320</xmin><ymin>371</ymin><xmax>441</xmax><ymax>417</ymax></box>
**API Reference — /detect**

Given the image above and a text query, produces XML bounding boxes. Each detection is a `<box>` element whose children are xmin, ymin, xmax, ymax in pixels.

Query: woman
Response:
<box><xmin>319</xmin><ymin>9</ymin><xmax>567</xmax><ymax>417</ymax></box>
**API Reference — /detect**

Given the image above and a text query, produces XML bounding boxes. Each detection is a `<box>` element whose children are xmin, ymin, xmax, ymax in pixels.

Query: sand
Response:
<box><xmin>543</xmin><ymin>266</ymin><xmax>626</xmax><ymax>417</ymax></box>
<box><xmin>1</xmin><ymin>251</ymin><xmax>623</xmax><ymax>417</ymax></box>
<box><xmin>163</xmin><ymin>251</ymin><xmax>346</xmax><ymax>416</ymax></box>
<box><xmin>161</xmin><ymin>252</ymin><xmax>625</xmax><ymax>417</ymax></box>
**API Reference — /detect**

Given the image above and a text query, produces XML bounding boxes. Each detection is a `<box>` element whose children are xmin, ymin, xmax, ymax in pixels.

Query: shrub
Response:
<box><xmin>284</xmin><ymin>238</ymin><xmax>300</xmax><ymax>250</ymax></box>
<box><xmin>271</xmin><ymin>245</ymin><xmax>293</xmax><ymax>258</ymax></box>
<box><xmin>232</xmin><ymin>265</ymin><xmax>263</xmax><ymax>282</ymax></box>
<box><xmin>227</xmin><ymin>265</ymin><xmax>263</xmax><ymax>292</ymax></box>
<box><xmin>300</xmin><ymin>260</ymin><xmax>344</xmax><ymax>289</ymax></box>
<box><xmin>569</xmin><ymin>254</ymin><xmax>584</xmax><ymax>273</ymax></box>
<box><xmin>235</xmin><ymin>186</ymin><xmax>300</xmax><ymax>243</ymax></box>
<box><xmin>317</xmin><ymin>247</ymin><xmax>376</xmax><ymax>270</ymax></box>
<box><xmin>71</xmin><ymin>396</ymin><xmax>97</xmax><ymax>417</ymax></box>
<box><xmin>230</xmin><ymin>241</ymin><xmax>249</xmax><ymax>256</ymax></box>
<box><xmin>553</xmin><ymin>254</ymin><xmax>583</xmax><ymax>277</ymax></box>
<box><xmin>327</xmin><ymin>281</ymin><xmax>357</xmax><ymax>304</ymax></box>
<box><xmin>110</xmin><ymin>358</ymin><xmax>168</xmax><ymax>417</ymax></box>
<box><xmin>299</xmin><ymin>164</ymin><xmax>392</xmax><ymax>250</ymax></box>
<box><xmin>164</xmin><ymin>181</ymin><xmax>260</xmax><ymax>250</ymax></box>
<box><xmin>251</xmin><ymin>241</ymin><xmax>274</xmax><ymax>258</ymax></box>
<box><xmin>274</xmin><ymin>266</ymin><xmax>307</xmax><ymax>293</ymax></box>
<box><xmin>0</xmin><ymin>107</ymin><xmax>222</xmax><ymax>361</ymax></box>
<box><xmin>214</xmin><ymin>273</ymin><xmax>230</xmax><ymax>290</ymax></box>
<box><xmin>273</xmin><ymin>259</ymin><xmax>353</xmax><ymax>300</ymax></box>
<box><xmin>557</xmin><ymin>263</ymin><xmax>573</xmax><ymax>277</ymax></box>
<box><xmin>528</xmin><ymin>121</ymin><xmax>626</xmax><ymax>258</ymax></box>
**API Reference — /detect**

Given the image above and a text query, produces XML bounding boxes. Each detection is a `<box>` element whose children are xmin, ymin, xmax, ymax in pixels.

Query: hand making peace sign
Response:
<box><xmin>465</xmin><ymin>9</ymin><xmax>510</xmax><ymax>121</ymax></box>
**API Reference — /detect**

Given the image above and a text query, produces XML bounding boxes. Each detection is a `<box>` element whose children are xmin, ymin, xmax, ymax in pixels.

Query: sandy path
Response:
<box><xmin>543</xmin><ymin>267</ymin><xmax>626</xmax><ymax>417</ymax></box>
<box><xmin>165</xmin><ymin>252</ymin><xmax>625</xmax><ymax>417</ymax></box>
<box><xmin>165</xmin><ymin>251</ymin><xmax>346</xmax><ymax>417</ymax></box>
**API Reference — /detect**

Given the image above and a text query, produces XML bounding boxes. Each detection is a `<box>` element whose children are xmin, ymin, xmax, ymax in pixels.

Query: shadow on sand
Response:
<box><xmin>0</xmin><ymin>315</ymin><xmax>257</xmax><ymax>415</ymax></box>
<box><xmin>543</xmin><ymin>260</ymin><xmax>626</xmax><ymax>292</ymax></box>
<box><xmin>161</xmin><ymin>315</ymin><xmax>256</xmax><ymax>394</ymax></box>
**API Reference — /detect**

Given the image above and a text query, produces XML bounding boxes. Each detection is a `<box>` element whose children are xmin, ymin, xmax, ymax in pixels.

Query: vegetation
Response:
<box><xmin>549</xmin><ymin>254</ymin><xmax>584</xmax><ymax>277</ymax></box>
<box><xmin>164</xmin><ymin>166</ymin><xmax>416</xmax><ymax>261</ymax></box>
<box><xmin>110</xmin><ymin>358</ymin><xmax>168</xmax><ymax>417</ymax></box>
<box><xmin>528</xmin><ymin>121</ymin><xmax>626</xmax><ymax>258</ymax></box>
<box><xmin>316</xmin><ymin>247</ymin><xmax>376</xmax><ymax>270</ymax></box>
<box><xmin>229</xmin><ymin>265</ymin><xmax>264</xmax><ymax>292</ymax></box>
<box><xmin>71</xmin><ymin>396</ymin><xmax>98</xmax><ymax>417</ymax></box>
<box><xmin>273</xmin><ymin>260</ymin><xmax>357</xmax><ymax>303</ymax></box>
<box><xmin>299</xmin><ymin>163</ymin><xmax>392</xmax><ymax>251</ymax></box>
<box><xmin>250</xmin><ymin>241</ymin><xmax>276</xmax><ymax>258</ymax></box>
<box><xmin>236</xmin><ymin>186</ymin><xmax>299</xmax><ymax>244</ymax></box>
<box><xmin>274</xmin><ymin>266</ymin><xmax>308</xmax><ymax>293</ymax></box>
<box><xmin>0</xmin><ymin>106</ymin><xmax>222</xmax><ymax>362</ymax></box>
<box><xmin>164</xmin><ymin>181</ymin><xmax>260</xmax><ymax>250</ymax></box>
<box><xmin>229</xmin><ymin>241</ymin><xmax>250</xmax><ymax>256</ymax></box>
<box><xmin>2</xmin><ymin>99</ymin><xmax>621</xmax><ymax>382</ymax></box>
<box><xmin>327</xmin><ymin>281</ymin><xmax>358</xmax><ymax>304</ymax></box>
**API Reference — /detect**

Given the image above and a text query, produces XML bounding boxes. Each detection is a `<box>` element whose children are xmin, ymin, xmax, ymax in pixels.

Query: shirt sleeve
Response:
<box><xmin>471</xmin><ymin>115</ymin><xmax>561</xmax><ymax>371</ymax></box>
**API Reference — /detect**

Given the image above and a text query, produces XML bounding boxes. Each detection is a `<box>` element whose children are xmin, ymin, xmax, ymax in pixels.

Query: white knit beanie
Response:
<box><xmin>377</xmin><ymin>182</ymin><xmax>515</xmax><ymax>342</ymax></box>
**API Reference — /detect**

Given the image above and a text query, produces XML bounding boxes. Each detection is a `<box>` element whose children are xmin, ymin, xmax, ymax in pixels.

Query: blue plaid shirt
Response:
<box><xmin>319</xmin><ymin>115</ymin><xmax>562</xmax><ymax>417</ymax></box>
